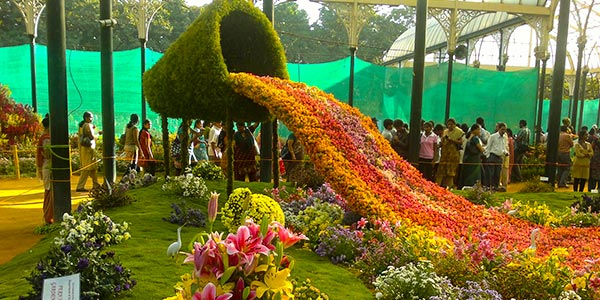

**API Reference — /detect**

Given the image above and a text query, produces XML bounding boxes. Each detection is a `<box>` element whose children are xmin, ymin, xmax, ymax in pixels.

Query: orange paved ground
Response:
<box><xmin>0</xmin><ymin>176</ymin><xmax>88</xmax><ymax>265</ymax></box>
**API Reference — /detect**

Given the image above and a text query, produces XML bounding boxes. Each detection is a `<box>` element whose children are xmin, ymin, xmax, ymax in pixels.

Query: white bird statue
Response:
<box><xmin>529</xmin><ymin>228</ymin><xmax>540</xmax><ymax>250</ymax></box>
<box><xmin>167</xmin><ymin>226</ymin><xmax>183</xmax><ymax>258</ymax></box>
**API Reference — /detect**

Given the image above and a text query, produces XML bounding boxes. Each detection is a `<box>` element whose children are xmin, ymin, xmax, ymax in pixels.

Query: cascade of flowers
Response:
<box><xmin>228</xmin><ymin>72</ymin><xmax>600</xmax><ymax>268</ymax></box>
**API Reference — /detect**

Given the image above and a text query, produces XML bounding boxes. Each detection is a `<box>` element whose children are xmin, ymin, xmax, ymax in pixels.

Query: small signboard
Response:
<box><xmin>42</xmin><ymin>273</ymin><xmax>80</xmax><ymax>300</ymax></box>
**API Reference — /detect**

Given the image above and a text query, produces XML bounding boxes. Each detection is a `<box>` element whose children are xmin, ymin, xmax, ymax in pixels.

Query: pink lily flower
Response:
<box><xmin>225</xmin><ymin>225</ymin><xmax>270</xmax><ymax>263</ymax></box>
<box><xmin>356</xmin><ymin>217</ymin><xmax>368</xmax><ymax>230</ymax></box>
<box><xmin>185</xmin><ymin>240</ymin><xmax>224</xmax><ymax>279</ymax></box>
<box><xmin>193</xmin><ymin>283</ymin><xmax>232</xmax><ymax>300</ymax></box>
<box><xmin>274</xmin><ymin>222</ymin><xmax>308</xmax><ymax>249</ymax></box>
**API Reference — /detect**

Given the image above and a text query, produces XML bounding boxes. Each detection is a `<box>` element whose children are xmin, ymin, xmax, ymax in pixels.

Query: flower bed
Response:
<box><xmin>229</xmin><ymin>72</ymin><xmax>600</xmax><ymax>269</ymax></box>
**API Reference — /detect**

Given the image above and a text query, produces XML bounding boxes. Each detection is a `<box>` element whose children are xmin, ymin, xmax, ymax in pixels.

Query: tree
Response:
<box><xmin>308</xmin><ymin>5</ymin><xmax>348</xmax><ymax>63</ymax></box>
<box><xmin>274</xmin><ymin>2</ymin><xmax>311</xmax><ymax>63</ymax></box>
<box><xmin>358</xmin><ymin>6</ymin><xmax>414</xmax><ymax>63</ymax></box>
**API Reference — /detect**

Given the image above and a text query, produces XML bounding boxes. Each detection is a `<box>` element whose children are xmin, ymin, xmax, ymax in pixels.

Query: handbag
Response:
<box><xmin>80</xmin><ymin>135</ymin><xmax>92</xmax><ymax>147</ymax></box>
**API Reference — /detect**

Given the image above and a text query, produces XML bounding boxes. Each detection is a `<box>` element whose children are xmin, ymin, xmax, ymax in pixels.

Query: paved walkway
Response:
<box><xmin>0</xmin><ymin>176</ymin><xmax>88</xmax><ymax>265</ymax></box>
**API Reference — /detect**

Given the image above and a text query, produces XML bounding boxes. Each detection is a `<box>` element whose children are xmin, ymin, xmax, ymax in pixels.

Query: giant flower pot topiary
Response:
<box><xmin>143</xmin><ymin>0</ymin><xmax>288</xmax><ymax>121</ymax></box>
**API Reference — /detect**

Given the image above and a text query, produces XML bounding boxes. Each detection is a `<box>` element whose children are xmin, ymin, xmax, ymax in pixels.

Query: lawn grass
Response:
<box><xmin>454</xmin><ymin>190</ymin><xmax>583</xmax><ymax>212</ymax></box>
<box><xmin>0</xmin><ymin>178</ymin><xmax>373</xmax><ymax>299</ymax></box>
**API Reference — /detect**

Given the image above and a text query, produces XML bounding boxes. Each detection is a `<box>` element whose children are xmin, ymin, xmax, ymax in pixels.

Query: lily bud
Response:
<box><xmin>209</xmin><ymin>191</ymin><xmax>220</xmax><ymax>223</ymax></box>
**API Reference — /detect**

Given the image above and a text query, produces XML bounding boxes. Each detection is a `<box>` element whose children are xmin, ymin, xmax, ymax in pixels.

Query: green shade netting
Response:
<box><xmin>2</xmin><ymin>44</ymin><xmax>593</xmax><ymax>136</ymax></box>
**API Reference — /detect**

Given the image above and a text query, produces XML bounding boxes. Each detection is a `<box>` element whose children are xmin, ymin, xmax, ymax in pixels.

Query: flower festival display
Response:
<box><xmin>228</xmin><ymin>72</ymin><xmax>600</xmax><ymax>268</ymax></box>
<box><xmin>163</xmin><ymin>220</ymin><xmax>307</xmax><ymax>300</ymax></box>
<box><xmin>221</xmin><ymin>188</ymin><xmax>285</xmax><ymax>233</ymax></box>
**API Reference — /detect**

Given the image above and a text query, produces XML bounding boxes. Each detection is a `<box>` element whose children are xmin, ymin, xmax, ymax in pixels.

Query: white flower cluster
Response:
<box><xmin>374</xmin><ymin>262</ymin><xmax>446</xmax><ymax>300</ymax></box>
<box><xmin>550</xmin><ymin>291</ymin><xmax>582</xmax><ymax>300</ymax></box>
<box><xmin>162</xmin><ymin>173</ymin><xmax>208</xmax><ymax>199</ymax></box>
<box><xmin>54</xmin><ymin>201</ymin><xmax>131</xmax><ymax>247</ymax></box>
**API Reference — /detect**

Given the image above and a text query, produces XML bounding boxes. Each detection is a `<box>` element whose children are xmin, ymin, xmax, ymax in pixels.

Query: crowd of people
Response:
<box><xmin>379</xmin><ymin>116</ymin><xmax>600</xmax><ymax>192</ymax></box>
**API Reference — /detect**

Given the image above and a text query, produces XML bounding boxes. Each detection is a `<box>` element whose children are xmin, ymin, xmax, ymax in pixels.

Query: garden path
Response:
<box><xmin>0</xmin><ymin>177</ymin><xmax>87</xmax><ymax>265</ymax></box>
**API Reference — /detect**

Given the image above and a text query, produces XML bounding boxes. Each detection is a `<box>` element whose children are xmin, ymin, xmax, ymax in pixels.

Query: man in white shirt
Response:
<box><xmin>484</xmin><ymin>122</ymin><xmax>508</xmax><ymax>190</ymax></box>
<box><xmin>207</xmin><ymin>121</ymin><xmax>222</xmax><ymax>160</ymax></box>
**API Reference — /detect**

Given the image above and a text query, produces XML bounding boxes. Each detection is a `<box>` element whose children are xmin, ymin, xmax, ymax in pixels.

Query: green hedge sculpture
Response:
<box><xmin>142</xmin><ymin>0</ymin><xmax>289</xmax><ymax>121</ymax></box>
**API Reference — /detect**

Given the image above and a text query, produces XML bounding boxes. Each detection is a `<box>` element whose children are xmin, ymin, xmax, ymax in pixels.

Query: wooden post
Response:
<box><xmin>12</xmin><ymin>145</ymin><xmax>20</xmax><ymax>179</ymax></box>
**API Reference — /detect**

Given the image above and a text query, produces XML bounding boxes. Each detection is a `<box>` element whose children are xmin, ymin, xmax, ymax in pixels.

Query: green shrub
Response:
<box><xmin>287</xmin><ymin>200</ymin><xmax>343</xmax><ymax>245</ymax></box>
<box><xmin>518</xmin><ymin>178</ymin><xmax>554</xmax><ymax>193</ymax></box>
<box><xmin>463</xmin><ymin>183</ymin><xmax>494</xmax><ymax>206</ymax></box>
<box><xmin>292</xmin><ymin>278</ymin><xmax>330</xmax><ymax>300</ymax></box>
<box><xmin>221</xmin><ymin>187</ymin><xmax>285</xmax><ymax>232</ymax></box>
<box><xmin>89</xmin><ymin>181</ymin><xmax>134</xmax><ymax>209</ymax></box>
<box><xmin>192</xmin><ymin>161</ymin><xmax>224</xmax><ymax>180</ymax></box>
<box><xmin>288</xmin><ymin>163</ymin><xmax>325</xmax><ymax>189</ymax></box>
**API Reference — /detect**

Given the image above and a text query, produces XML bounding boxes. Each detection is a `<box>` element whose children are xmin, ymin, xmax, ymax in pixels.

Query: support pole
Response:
<box><xmin>571</xmin><ymin>37</ymin><xmax>586</xmax><ymax>130</ymax></box>
<box><xmin>272</xmin><ymin>120</ymin><xmax>279</xmax><ymax>188</ymax></box>
<box><xmin>408</xmin><ymin>0</ymin><xmax>427</xmax><ymax>166</ymax></box>
<box><xmin>348</xmin><ymin>46</ymin><xmax>357</xmax><ymax>107</ymax></box>
<box><xmin>545</xmin><ymin>0</ymin><xmax>571</xmax><ymax>187</ymax></box>
<box><xmin>47</xmin><ymin>0</ymin><xmax>71</xmax><ymax>221</ymax></box>
<box><xmin>578</xmin><ymin>66</ymin><xmax>589</xmax><ymax>130</ymax></box>
<box><xmin>100</xmin><ymin>0</ymin><xmax>116</xmax><ymax>184</ymax></box>
<box><xmin>445</xmin><ymin>52</ymin><xmax>454</xmax><ymax>121</ymax></box>
<box><xmin>29</xmin><ymin>34</ymin><xmax>38</xmax><ymax>112</ymax></box>
<box><xmin>260</xmin><ymin>0</ymin><xmax>274</xmax><ymax>183</ymax></box>
<box><xmin>140</xmin><ymin>38</ymin><xmax>147</xmax><ymax>121</ymax></box>
<box><xmin>536</xmin><ymin>58</ymin><xmax>548</xmax><ymax>144</ymax></box>
<box><xmin>226</xmin><ymin>111</ymin><xmax>234</xmax><ymax>196</ymax></box>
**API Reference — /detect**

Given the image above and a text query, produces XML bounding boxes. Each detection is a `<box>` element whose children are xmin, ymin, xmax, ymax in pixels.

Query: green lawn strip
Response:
<box><xmin>453</xmin><ymin>190</ymin><xmax>582</xmax><ymax>212</ymax></box>
<box><xmin>0</xmin><ymin>179</ymin><xmax>372</xmax><ymax>299</ymax></box>
<box><xmin>286</xmin><ymin>247</ymin><xmax>374</xmax><ymax>299</ymax></box>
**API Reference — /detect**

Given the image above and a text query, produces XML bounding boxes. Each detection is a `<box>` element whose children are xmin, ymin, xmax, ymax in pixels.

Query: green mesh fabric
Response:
<box><xmin>2</xmin><ymin>44</ymin><xmax>596</xmax><ymax>135</ymax></box>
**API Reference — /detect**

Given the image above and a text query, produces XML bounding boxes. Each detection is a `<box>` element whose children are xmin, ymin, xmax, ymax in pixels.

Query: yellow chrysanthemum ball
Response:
<box><xmin>222</xmin><ymin>188</ymin><xmax>285</xmax><ymax>232</ymax></box>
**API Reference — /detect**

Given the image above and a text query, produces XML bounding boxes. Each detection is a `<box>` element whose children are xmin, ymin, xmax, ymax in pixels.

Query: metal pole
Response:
<box><xmin>546</xmin><ymin>0</ymin><xmax>571</xmax><ymax>186</ymax></box>
<box><xmin>571</xmin><ymin>38</ymin><xmax>586</xmax><ymax>129</ymax></box>
<box><xmin>272</xmin><ymin>120</ymin><xmax>279</xmax><ymax>188</ymax></box>
<box><xmin>348</xmin><ymin>46</ymin><xmax>357</xmax><ymax>107</ymax></box>
<box><xmin>445</xmin><ymin>52</ymin><xmax>454</xmax><ymax>121</ymax></box>
<box><xmin>46</xmin><ymin>0</ymin><xmax>71</xmax><ymax>222</ymax></box>
<box><xmin>29</xmin><ymin>34</ymin><xmax>38</xmax><ymax>112</ymax></box>
<box><xmin>578</xmin><ymin>66</ymin><xmax>589</xmax><ymax>129</ymax></box>
<box><xmin>536</xmin><ymin>58</ymin><xmax>548</xmax><ymax>144</ymax></box>
<box><xmin>260</xmin><ymin>0</ymin><xmax>274</xmax><ymax>183</ymax></box>
<box><xmin>100</xmin><ymin>0</ymin><xmax>116</xmax><ymax>184</ymax></box>
<box><xmin>140</xmin><ymin>38</ymin><xmax>147</xmax><ymax>121</ymax></box>
<box><xmin>497</xmin><ymin>30</ymin><xmax>504</xmax><ymax>71</ymax></box>
<box><xmin>408</xmin><ymin>0</ymin><xmax>427</xmax><ymax>165</ymax></box>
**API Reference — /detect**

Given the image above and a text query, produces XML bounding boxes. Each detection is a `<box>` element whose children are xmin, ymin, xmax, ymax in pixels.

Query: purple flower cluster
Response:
<box><xmin>431</xmin><ymin>279</ymin><xmax>502</xmax><ymax>300</ymax></box>
<box><xmin>315</xmin><ymin>225</ymin><xmax>365</xmax><ymax>264</ymax></box>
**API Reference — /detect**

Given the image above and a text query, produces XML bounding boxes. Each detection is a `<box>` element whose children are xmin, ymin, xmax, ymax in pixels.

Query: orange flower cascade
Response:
<box><xmin>228</xmin><ymin>72</ymin><xmax>600</xmax><ymax>268</ymax></box>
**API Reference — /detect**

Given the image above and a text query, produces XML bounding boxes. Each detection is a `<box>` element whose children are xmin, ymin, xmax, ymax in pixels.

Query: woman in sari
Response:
<box><xmin>435</xmin><ymin>118</ymin><xmax>465</xmax><ymax>189</ymax></box>
<box><xmin>461</xmin><ymin>124</ymin><xmax>485</xmax><ymax>187</ymax></box>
